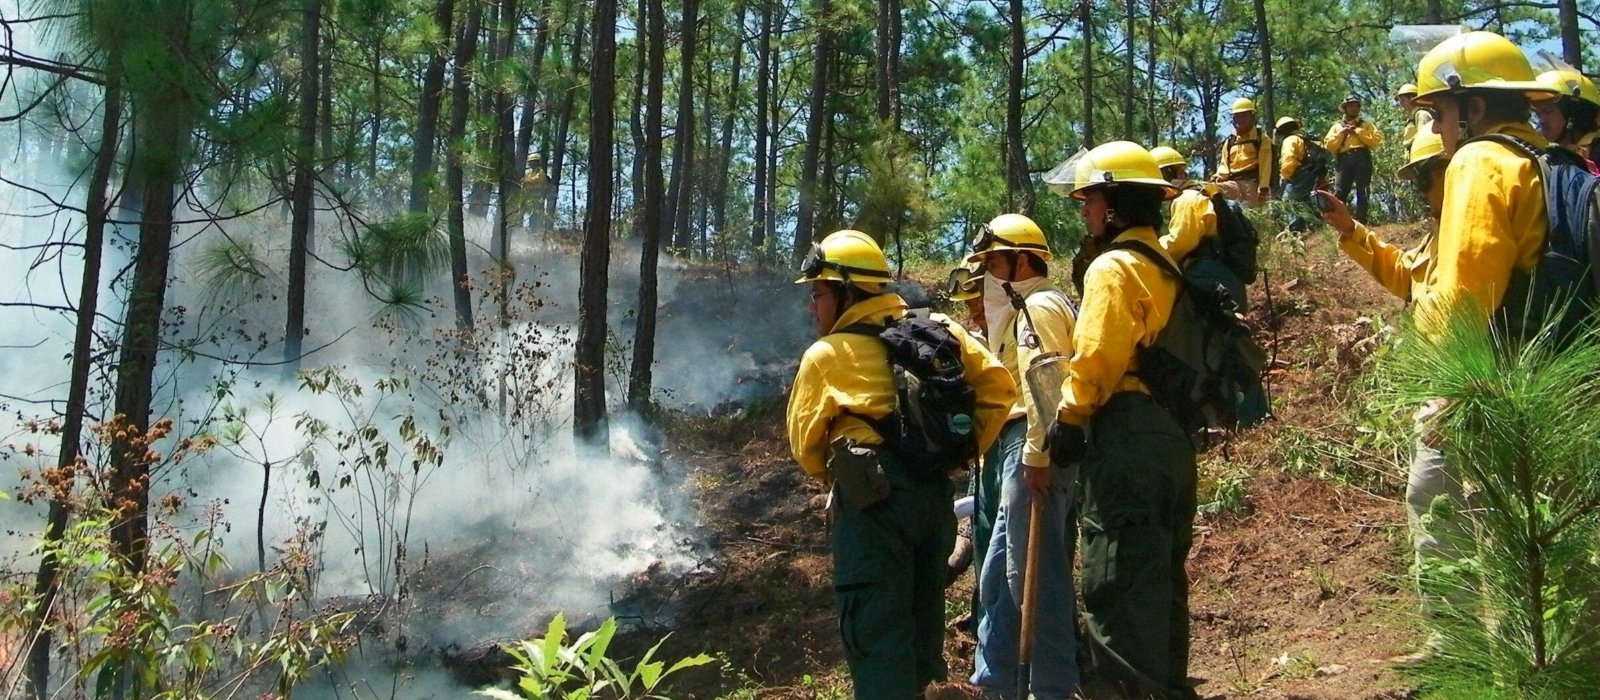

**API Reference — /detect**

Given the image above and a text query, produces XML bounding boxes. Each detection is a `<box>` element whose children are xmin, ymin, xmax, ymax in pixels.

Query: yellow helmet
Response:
<box><xmin>1536</xmin><ymin>69</ymin><xmax>1600</xmax><ymax>107</ymax></box>
<box><xmin>944</xmin><ymin>263</ymin><xmax>983</xmax><ymax>302</ymax></box>
<box><xmin>1274</xmin><ymin>116</ymin><xmax>1300</xmax><ymax>131</ymax></box>
<box><xmin>1149</xmin><ymin>146</ymin><xmax>1186</xmax><ymax>170</ymax></box>
<box><xmin>1066</xmin><ymin>141</ymin><xmax>1181</xmax><ymax>201</ymax></box>
<box><xmin>1397</xmin><ymin>128</ymin><xmax>1447</xmax><ymax>179</ymax></box>
<box><xmin>1230</xmin><ymin>97</ymin><xmax>1257</xmax><ymax>114</ymax></box>
<box><xmin>967</xmin><ymin>213</ymin><xmax>1052</xmax><ymax>262</ymax></box>
<box><xmin>1413</xmin><ymin>31</ymin><xmax>1557</xmax><ymax>105</ymax></box>
<box><xmin>795</xmin><ymin>229</ymin><xmax>894</xmax><ymax>286</ymax></box>
<box><xmin>1395</xmin><ymin>82</ymin><xmax>1419</xmax><ymax>98</ymax></box>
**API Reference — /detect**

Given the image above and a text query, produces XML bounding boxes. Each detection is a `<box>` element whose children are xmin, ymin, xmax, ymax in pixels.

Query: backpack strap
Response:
<box><xmin>1106</xmin><ymin>239</ymin><xmax>1184</xmax><ymax>281</ymax></box>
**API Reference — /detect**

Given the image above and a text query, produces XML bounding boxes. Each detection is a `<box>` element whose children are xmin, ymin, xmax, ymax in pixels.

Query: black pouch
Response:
<box><xmin>829</xmin><ymin>439</ymin><xmax>891</xmax><ymax>511</ymax></box>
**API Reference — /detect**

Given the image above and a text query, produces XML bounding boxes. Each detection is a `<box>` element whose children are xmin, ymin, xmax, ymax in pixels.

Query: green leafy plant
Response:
<box><xmin>1377</xmin><ymin>305</ymin><xmax>1600</xmax><ymax>698</ymax></box>
<box><xmin>478</xmin><ymin>614</ymin><xmax>712</xmax><ymax>699</ymax></box>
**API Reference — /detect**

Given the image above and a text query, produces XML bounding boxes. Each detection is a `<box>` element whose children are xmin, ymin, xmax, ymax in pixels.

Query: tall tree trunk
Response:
<box><xmin>320</xmin><ymin>14</ymin><xmax>335</xmax><ymax>164</ymax></box>
<box><xmin>493</xmin><ymin>0</ymin><xmax>522</xmax><ymax>413</ymax></box>
<box><xmin>873</xmin><ymin>0</ymin><xmax>897</xmax><ymax>125</ymax></box>
<box><xmin>1080</xmin><ymin>0</ymin><xmax>1094</xmax><ymax>148</ymax></box>
<box><xmin>410</xmin><ymin>0</ymin><xmax>458</xmax><ymax>213</ymax></box>
<box><xmin>764</xmin><ymin>16</ymin><xmax>781</xmax><ymax>253</ymax></box>
<box><xmin>752</xmin><ymin>0</ymin><xmax>772</xmax><ymax>248</ymax></box>
<box><xmin>629</xmin><ymin>0</ymin><xmax>667</xmax><ymax>411</ymax></box>
<box><xmin>447</xmin><ymin>0</ymin><xmax>484</xmax><ymax>330</ymax></box>
<box><xmin>1253</xmin><ymin>0</ymin><xmax>1273</xmax><ymax>129</ymax></box>
<box><xmin>516</xmin><ymin>0</ymin><xmax>553</xmax><ymax>234</ymax></box>
<box><xmin>698</xmin><ymin>39</ymin><xmax>713</xmax><ymax>257</ymax></box>
<box><xmin>28</xmin><ymin>56</ymin><xmax>122</xmax><ymax>700</ymax></box>
<box><xmin>1146</xmin><ymin>0</ymin><xmax>1158</xmax><ymax>144</ymax></box>
<box><xmin>547</xmin><ymin>9</ymin><xmax>585</xmax><ymax>231</ymax></box>
<box><xmin>286</xmin><ymin>0</ymin><xmax>323</xmax><ymax>371</ymax></box>
<box><xmin>666</xmin><ymin>0</ymin><xmax>699</xmax><ymax>253</ymax></box>
<box><xmin>710</xmin><ymin>0</ymin><xmax>746</xmax><ymax>238</ymax></box>
<box><xmin>1123</xmin><ymin>0</ymin><xmax>1135</xmax><ymax>139</ymax></box>
<box><xmin>628</xmin><ymin>0</ymin><xmax>647</xmax><ymax>238</ymax></box>
<box><xmin>1559</xmin><ymin>0</ymin><xmax>1582</xmax><ymax>71</ymax></box>
<box><xmin>368</xmin><ymin>24</ymin><xmax>384</xmax><ymax>180</ymax></box>
<box><xmin>576</xmin><ymin>0</ymin><xmax>618</xmax><ymax>441</ymax></box>
<box><xmin>1007</xmin><ymin>0</ymin><xmax>1034</xmax><ymax>213</ymax></box>
<box><xmin>1424</xmin><ymin>0</ymin><xmax>1441</xmax><ymax>24</ymax></box>
<box><xmin>794</xmin><ymin>0</ymin><xmax>830</xmax><ymax>257</ymax></box>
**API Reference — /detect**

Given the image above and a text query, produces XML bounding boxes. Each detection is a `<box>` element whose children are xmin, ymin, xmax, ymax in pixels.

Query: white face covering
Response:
<box><xmin>983</xmin><ymin>273</ymin><xmax>1051</xmax><ymax>349</ymax></box>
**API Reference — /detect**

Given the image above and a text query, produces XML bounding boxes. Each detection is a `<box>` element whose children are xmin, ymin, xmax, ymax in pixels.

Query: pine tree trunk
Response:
<box><xmin>629</xmin><ymin>0</ymin><xmax>667</xmax><ymax>411</ymax></box>
<box><xmin>447</xmin><ymin>0</ymin><xmax>483</xmax><ymax>330</ymax></box>
<box><xmin>709</xmin><ymin>0</ymin><xmax>745</xmax><ymax>238</ymax></box>
<box><xmin>628</xmin><ymin>0</ymin><xmax>646</xmax><ymax>239</ymax></box>
<box><xmin>286</xmin><ymin>0</ymin><xmax>322</xmax><ymax>371</ymax></box>
<box><xmin>1253</xmin><ymin>0</ymin><xmax>1273</xmax><ymax>130</ymax></box>
<box><xmin>576</xmin><ymin>0</ymin><xmax>618</xmax><ymax>441</ymax></box>
<box><xmin>666</xmin><ymin>0</ymin><xmax>699</xmax><ymax>253</ymax></box>
<box><xmin>547</xmin><ymin>7</ymin><xmax>585</xmax><ymax>231</ymax></box>
<box><xmin>1123</xmin><ymin>0</ymin><xmax>1135</xmax><ymax>139</ymax></box>
<box><xmin>1079</xmin><ymin>0</ymin><xmax>1094</xmax><ymax>148</ymax></box>
<box><xmin>517</xmin><ymin>0</ymin><xmax>553</xmax><ymax>232</ymax></box>
<box><xmin>493</xmin><ymin>0</ymin><xmax>521</xmax><ymax>268</ymax></box>
<box><xmin>794</xmin><ymin>0</ymin><xmax>830</xmax><ymax>257</ymax></box>
<box><xmin>1008</xmin><ymin>0</ymin><xmax>1034</xmax><ymax>213</ymax></box>
<box><xmin>1559</xmin><ymin>0</ymin><xmax>1582</xmax><ymax>71</ymax></box>
<box><xmin>1146</xmin><ymin>0</ymin><xmax>1158</xmax><ymax>144</ymax></box>
<box><xmin>751</xmin><ymin>0</ymin><xmax>771</xmax><ymax>248</ymax></box>
<box><xmin>410</xmin><ymin>0</ymin><xmax>457</xmax><ymax>213</ymax></box>
<box><xmin>28</xmin><ymin>55</ymin><xmax>122</xmax><ymax>700</ymax></box>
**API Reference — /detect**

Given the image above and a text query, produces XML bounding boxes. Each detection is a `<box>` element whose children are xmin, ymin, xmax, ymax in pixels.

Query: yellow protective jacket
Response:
<box><xmin>988</xmin><ymin>281</ymin><xmax>1076</xmax><ymax>468</ymax></box>
<box><xmin>1279</xmin><ymin>133</ymin><xmax>1308</xmax><ymax>180</ymax></box>
<box><xmin>1417</xmin><ymin>122</ymin><xmax>1549</xmax><ymax>334</ymax></box>
<box><xmin>1055</xmin><ymin>226</ymin><xmax>1180</xmax><ymax>427</ymax></box>
<box><xmin>1339</xmin><ymin>222</ymin><xmax>1434</xmax><ymax>302</ymax></box>
<box><xmin>786</xmin><ymin>293</ymin><xmax>1017</xmax><ymax>480</ymax></box>
<box><xmin>1323</xmin><ymin>117</ymin><xmax>1383</xmax><ymax>155</ymax></box>
<box><xmin>1160</xmin><ymin>185</ymin><xmax>1219</xmax><ymax>263</ymax></box>
<box><xmin>1217</xmin><ymin>127</ymin><xmax>1274</xmax><ymax>184</ymax></box>
<box><xmin>1403</xmin><ymin>110</ymin><xmax>1435</xmax><ymax>150</ymax></box>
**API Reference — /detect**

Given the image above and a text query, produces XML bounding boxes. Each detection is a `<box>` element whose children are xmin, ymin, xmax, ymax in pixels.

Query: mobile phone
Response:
<box><xmin>1313</xmin><ymin>191</ymin><xmax>1334</xmax><ymax>213</ymax></box>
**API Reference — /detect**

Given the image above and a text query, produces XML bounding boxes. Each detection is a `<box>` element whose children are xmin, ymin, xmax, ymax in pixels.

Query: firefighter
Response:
<box><xmin>1152</xmin><ymin>145</ymin><xmax>1221</xmax><ymax>262</ymax></box>
<box><xmin>1324</xmin><ymin>94</ymin><xmax>1383</xmax><ymax>222</ymax></box>
<box><xmin>1211</xmin><ymin>98</ymin><xmax>1274</xmax><ymax>206</ymax></box>
<box><xmin>1533</xmin><ymin>68</ymin><xmax>1600</xmax><ymax>166</ymax></box>
<box><xmin>788</xmin><ymin>229</ymin><xmax>1016</xmax><ymax>698</ymax></box>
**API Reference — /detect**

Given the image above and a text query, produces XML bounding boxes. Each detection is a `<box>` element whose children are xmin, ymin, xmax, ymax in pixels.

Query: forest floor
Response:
<box><xmin>630</xmin><ymin>223</ymin><xmax>1434</xmax><ymax>699</ymax></box>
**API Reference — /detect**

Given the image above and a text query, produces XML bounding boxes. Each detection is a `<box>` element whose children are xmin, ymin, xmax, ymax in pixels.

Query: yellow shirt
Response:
<box><xmin>1417</xmin><ymin>122</ymin><xmax>1549</xmax><ymax>334</ymax></box>
<box><xmin>1056</xmin><ymin>226</ymin><xmax>1180</xmax><ymax>427</ymax></box>
<box><xmin>1403</xmin><ymin>110</ymin><xmax>1434</xmax><ymax>151</ymax></box>
<box><xmin>1323</xmin><ymin>117</ymin><xmax>1383</xmax><ymax>155</ymax></box>
<box><xmin>786</xmin><ymin>293</ymin><xmax>1017</xmax><ymax>479</ymax></box>
<box><xmin>1217</xmin><ymin>127</ymin><xmax>1274</xmax><ymax>184</ymax></box>
<box><xmin>988</xmin><ymin>281</ymin><xmax>1076</xmax><ymax>468</ymax></box>
<box><xmin>1160</xmin><ymin>187</ymin><xmax>1219</xmax><ymax>263</ymax></box>
<box><xmin>1339</xmin><ymin>222</ymin><xmax>1433</xmax><ymax>302</ymax></box>
<box><xmin>1279</xmin><ymin>133</ymin><xmax>1307</xmax><ymax>180</ymax></box>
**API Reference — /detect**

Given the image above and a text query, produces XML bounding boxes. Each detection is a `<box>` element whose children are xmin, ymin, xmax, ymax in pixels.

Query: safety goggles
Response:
<box><xmin>970</xmin><ymin>223</ymin><xmax>1047</xmax><ymax>256</ymax></box>
<box><xmin>797</xmin><ymin>241</ymin><xmax>885</xmax><ymax>281</ymax></box>
<box><xmin>798</xmin><ymin>242</ymin><xmax>829</xmax><ymax>279</ymax></box>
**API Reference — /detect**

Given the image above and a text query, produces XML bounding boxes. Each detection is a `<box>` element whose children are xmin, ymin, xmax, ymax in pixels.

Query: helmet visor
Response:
<box><xmin>798</xmin><ymin>242</ymin><xmax>828</xmax><ymax>279</ymax></box>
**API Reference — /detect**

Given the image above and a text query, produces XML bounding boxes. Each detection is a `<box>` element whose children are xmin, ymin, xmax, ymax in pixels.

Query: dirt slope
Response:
<box><xmin>647</xmin><ymin>225</ymin><xmax>1434</xmax><ymax>699</ymax></box>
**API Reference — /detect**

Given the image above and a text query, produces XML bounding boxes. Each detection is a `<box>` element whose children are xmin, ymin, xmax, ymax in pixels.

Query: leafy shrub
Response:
<box><xmin>478</xmin><ymin>614</ymin><xmax>712</xmax><ymax>700</ymax></box>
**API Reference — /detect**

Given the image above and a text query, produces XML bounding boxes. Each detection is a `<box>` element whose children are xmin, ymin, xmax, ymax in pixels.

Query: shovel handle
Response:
<box><xmin>1018</xmin><ymin>493</ymin><xmax>1046</xmax><ymax>664</ymax></box>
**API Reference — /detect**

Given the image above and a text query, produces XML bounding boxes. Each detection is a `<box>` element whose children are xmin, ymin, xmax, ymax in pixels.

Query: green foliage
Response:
<box><xmin>478</xmin><ymin>614</ymin><xmax>713</xmax><ymax>700</ymax></box>
<box><xmin>1376</xmin><ymin>305</ymin><xmax>1600</xmax><ymax>697</ymax></box>
<box><xmin>340</xmin><ymin>212</ymin><xmax>452</xmax><ymax>283</ymax></box>
<box><xmin>196</xmin><ymin>236</ymin><xmax>275</xmax><ymax>300</ymax></box>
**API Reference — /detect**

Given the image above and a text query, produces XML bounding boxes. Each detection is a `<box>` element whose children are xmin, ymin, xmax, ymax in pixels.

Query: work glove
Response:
<box><xmin>1047</xmin><ymin>421</ymin><xmax>1087</xmax><ymax>465</ymax></box>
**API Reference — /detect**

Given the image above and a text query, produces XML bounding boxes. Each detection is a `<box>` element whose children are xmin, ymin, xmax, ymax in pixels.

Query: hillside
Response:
<box><xmin>639</xmin><ymin>222</ymin><xmax>1435</xmax><ymax>699</ymax></box>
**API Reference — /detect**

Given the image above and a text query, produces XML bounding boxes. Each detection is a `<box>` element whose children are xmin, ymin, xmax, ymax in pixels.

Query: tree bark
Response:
<box><xmin>28</xmin><ymin>52</ymin><xmax>122</xmax><ymax>700</ymax></box>
<box><xmin>493</xmin><ymin>0</ymin><xmax>521</xmax><ymax>268</ymax></box>
<box><xmin>409</xmin><ymin>0</ymin><xmax>457</xmax><ymax>213</ymax></box>
<box><xmin>286</xmin><ymin>0</ymin><xmax>322</xmax><ymax>371</ymax></box>
<box><xmin>547</xmin><ymin>8</ymin><xmax>585</xmax><ymax>231</ymax></box>
<box><xmin>1123</xmin><ymin>0</ymin><xmax>1135</xmax><ymax>139</ymax></box>
<box><xmin>666</xmin><ymin>0</ymin><xmax>699</xmax><ymax>253</ymax></box>
<box><xmin>447</xmin><ymin>0</ymin><xmax>484</xmax><ymax>330</ymax></box>
<box><xmin>629</xmin><ymin>0</ymin><xmax>667</xmax><ymax>411</ymax></box>
<box><xmin>710</xmin><ymin>0</ymin><xmax>746</xmax><ymax>239</ymax></box>
<box><xmin>874</xmin><ymin>0</ymin><xmax>899</xmax><ymax>126</ymax></box>
<box><xmin>576</xmin><ymin>0</ymin><xmax>618</xmax><ymax>441</ymax></box>
<box><xmin>1253</xmin><ymin>0</ymin><xmax>1273</xmax><ymax>131</ymax></box>
<box><xmin>794</xmin><ymin>0</ymin><xmax>830</xmax><ymax>256</ymax></box>
<box><xmin>1559</xmin><ymin>0</ymin><xmax>1582</xmax><ymax>71</ymax></box>
<box><xmin>752</xmin><ymin>0</ymin><xmax>772</xmax><ymax>248</ymax></box>
<box><xmin>1080</xmin><ymin>0</ymin><xmax>1094</xmax><ymax>149</ymax></box>
<box><xmin>628</xmin><ymin>0</ymin><xmax>647</xmax><ymax>238</ymax></box>
<box><xmin>1425</xmin><ymin>0</ymin><xmax>1442</xmax><ymax>24</ymax></box>
<box><xmin>1008</xmin><ymin>0</ymin><xmax>1034</xmax><ymax>213</ymax></box>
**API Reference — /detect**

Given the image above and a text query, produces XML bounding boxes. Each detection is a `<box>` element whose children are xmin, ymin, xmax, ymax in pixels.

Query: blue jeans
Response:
<box><xmin>971</xmin><ymin>420</ymin><xmax>1080</xmax><ymax>699</ymax></box>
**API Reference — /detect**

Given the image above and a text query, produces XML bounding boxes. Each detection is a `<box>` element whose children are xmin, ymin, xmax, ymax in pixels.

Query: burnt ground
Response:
<box><xmin>609</xmin><ymin>225</ymin><xmax>1437</xmax><ymax>698</ymax></box>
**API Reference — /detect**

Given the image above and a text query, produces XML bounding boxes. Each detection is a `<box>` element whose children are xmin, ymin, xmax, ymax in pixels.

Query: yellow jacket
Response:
<box><xmin>1403</xmin><ymin>110</ymin><xmax>1435</xmax><ymax>150</ymax></box>
<box><xmin>1160</xmin><ymin>186</ymin><xmax>1219</xmax><ymax>263</ymax></box>
<box><xmin>786</xmin><ymin>293</ymin><xmax>1017</xmax><ymax>479</ymax></box>
<box><xmin>1323</xmin><ymin>117</ymin><xmax>1383</xmax><ymax>155</ymax></box>
<box><xmin>1279</xmin><ymin>133</ymin><xmax>1307</xmax><ymax>180</ymax></box>
<box><xmin>1417</xmin><ymin>122</ymin><xmax>1549</xmax><ymax>334</ymax></box>
<box><xmin>1055</xmin><ymin>226</ymin><xmax>1179</xmax><ymax>427</ymax></box>
<box><xmin>1217</xmin><ymin>127</ymin><xmax>1274</xmax><ymax>184</ymax></box>
<box><xmin>1339</xmin><ymin>222</ymin><xmax>1433</xmax><ymax>302</ymax></box>
<box><xmin>988</xmin><ymin>281</ymin><xmax>1076</xmax><ymax>468</ymax></box>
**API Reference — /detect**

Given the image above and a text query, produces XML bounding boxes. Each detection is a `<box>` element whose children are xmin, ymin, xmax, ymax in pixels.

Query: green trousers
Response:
<box><xmin>832</xmin><ymin>451</ymin><xmax>956</xmax><ymax>700</ymax></box>
<box><xmin>1079</xmin><ymin>392</ymin><xmax>1199</xmax><ymax>700</ymax></box>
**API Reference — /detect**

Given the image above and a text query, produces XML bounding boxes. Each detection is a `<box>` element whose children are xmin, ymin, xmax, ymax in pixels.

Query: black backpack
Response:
<box><xmin>1185</xmin><ymin>188</ymin><xmax>1260</xmax><ymax>305</ymax></box>
<box><xmin>840</xmin><ymin>316</ymin><xmax>978</xmax><ymax>477</ymax></box>
<box><xmin>1108</xmin><ymin>240</ymin><xmax>1270</xmax><ymax>435</ymax></box>
<box><xmin>1288</xmin><ymin>139</ymin><xmax>1333</xmax><ymax>192</ymax></box>
<box><xmin>1471</xmin><ymin>133</ymin><xmax>1600</xmax><ymax>345</ymax></box>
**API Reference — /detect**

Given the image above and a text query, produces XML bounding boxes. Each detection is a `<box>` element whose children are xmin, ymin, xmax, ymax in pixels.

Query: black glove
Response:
<box><xmin>1048</xmin><ymin>421</ymin><xmax>1087</xmax><ymax>465</ymax></box>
